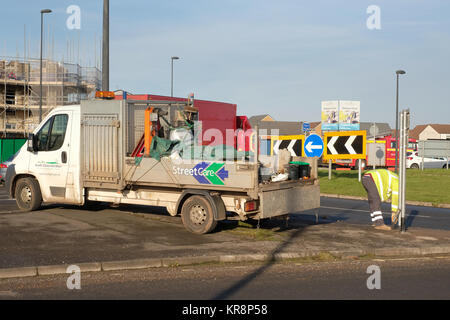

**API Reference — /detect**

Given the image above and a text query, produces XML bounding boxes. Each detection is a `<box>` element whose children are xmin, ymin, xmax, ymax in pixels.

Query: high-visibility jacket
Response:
<box><xmin>364</xmin><ymin>169</ymin><xmax>399</xmax><ymax>213</ymax></box>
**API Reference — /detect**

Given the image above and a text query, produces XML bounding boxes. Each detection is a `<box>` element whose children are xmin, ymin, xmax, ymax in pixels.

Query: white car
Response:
<box><xmin>406</xmin><ymin>152</ymin><xmax>449</xmax><ymax>169</ymax></box>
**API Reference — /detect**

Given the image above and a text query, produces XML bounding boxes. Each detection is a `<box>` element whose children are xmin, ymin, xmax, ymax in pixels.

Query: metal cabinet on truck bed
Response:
<box><xmin>80</xmin><ymin>99</ymin><xmax>320</xmax><ymax>233</ymax></box>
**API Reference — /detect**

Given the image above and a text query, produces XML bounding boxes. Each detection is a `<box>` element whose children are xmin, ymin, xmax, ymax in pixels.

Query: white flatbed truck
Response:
<box><xmin>5</xmin><ymin>99</ymin><xmax>320</xmax><ymax>234</ymax></box>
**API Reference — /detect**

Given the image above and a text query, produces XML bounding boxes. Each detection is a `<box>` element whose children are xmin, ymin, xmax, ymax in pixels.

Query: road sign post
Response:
<box><xmin>358</xmin><ymin>159</ymin><xmax>362</xmax><ymax>182</ymax></box>
<box><xmin>398</xmin><ymin>109</ymin><xmax>410</xmax><ymax>232</ymax></box>
<box><xmin>328</xmin><ymin>160</ymin><xmax>332</xmax><ymax>180</ymax></box>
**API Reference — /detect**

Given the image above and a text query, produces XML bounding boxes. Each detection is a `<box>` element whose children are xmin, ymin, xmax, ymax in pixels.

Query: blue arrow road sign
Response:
<box><xmin>304</xmin><ymin>134</ymin><xmax>324</xmax><ymax>157</ymax></box>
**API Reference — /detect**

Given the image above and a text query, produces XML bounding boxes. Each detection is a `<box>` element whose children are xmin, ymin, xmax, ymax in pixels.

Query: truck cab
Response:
<box><xmin>5</xmin><ymin>105</ymin><xmax>83</xmax><ymax>209</ymax></box>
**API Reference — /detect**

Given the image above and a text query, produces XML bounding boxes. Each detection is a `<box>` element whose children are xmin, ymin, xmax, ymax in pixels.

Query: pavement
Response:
<box><xmin>1</xmin><ymin>189</ymin><xmax>450</xmax><ymax>280</ymax></box>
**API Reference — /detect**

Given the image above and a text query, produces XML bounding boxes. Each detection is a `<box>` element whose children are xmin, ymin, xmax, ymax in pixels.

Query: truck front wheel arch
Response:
<box><xmin>14</xmin><ymin>177</ymin><xmax>42</xmax><ymax>212</ymax></box>
<box><xmin>9</xmin><ymin>173</ymin><xmax>36</xmax><ymax>199</ymax></box>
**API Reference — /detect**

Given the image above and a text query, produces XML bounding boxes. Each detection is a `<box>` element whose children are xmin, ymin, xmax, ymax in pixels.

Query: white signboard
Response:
<box><xmin>339</xmin><ymin>101</ymin><xmax>360</xmax><ymax>130</ymax></box>
<box><xmin>321</xmin><ymin>101</ymin><xmax>339</xmax><ymax>131</ymax></box>
<box><xmin>418</xmin><ymin>140</ymin><xmax>450</xmax><ymax>158</ymax></box>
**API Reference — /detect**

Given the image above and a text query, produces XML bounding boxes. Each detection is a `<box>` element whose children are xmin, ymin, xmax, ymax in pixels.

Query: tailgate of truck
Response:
<box><xmin>258</xmin><ymin>180</ymin><xmax>320</xmax><ymax>219</ymax></box>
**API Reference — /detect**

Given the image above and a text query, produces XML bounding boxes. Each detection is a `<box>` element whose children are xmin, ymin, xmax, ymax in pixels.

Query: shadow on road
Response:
<box><xmin>211</xmin><ymin>222</ymin><xmax>305</xmax><ymax>300</ymax></box>
<box><xmin>210</xmin><ymin>211</ymin><xmax>343</xmax><ymax>299</ymax></box>
<box><xmin>405</xmin><ymin>209</ymin><xmax>419</xmax><ymax>230</ymax></box>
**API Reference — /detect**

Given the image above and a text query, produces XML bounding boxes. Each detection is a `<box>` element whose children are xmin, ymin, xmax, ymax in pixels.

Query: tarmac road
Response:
<box><xmin>1</xmin><ymin>185</ymin><xmax>449</xmax><ymax>271</ymax></box>
<box><xmin>1</xmin><ymin>187</ymin><xmax>449</xmax><ymax>230</ymax></box>
<box><xmin>310</xmin><ymin>197</ymin><xmax>450</xmax><ymax>230</ymax></box>
<box><xmin>1</xmin><ymin>256</ymin><xmax>449</xmax><ymax>299</ymax></box>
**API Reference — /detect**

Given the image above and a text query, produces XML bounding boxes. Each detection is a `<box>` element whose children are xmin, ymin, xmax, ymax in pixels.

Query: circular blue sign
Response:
<box><xmin>304</xmin><ymin>134</ymin><xmax>324</xmax><ymax>157</ymax></box>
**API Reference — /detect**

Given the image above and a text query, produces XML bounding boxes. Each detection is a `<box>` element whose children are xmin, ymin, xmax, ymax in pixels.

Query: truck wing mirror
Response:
<box><xmin>27</xmin><ymin>133</ymin><xmax>38</xmax><ymax>152</ymax></box>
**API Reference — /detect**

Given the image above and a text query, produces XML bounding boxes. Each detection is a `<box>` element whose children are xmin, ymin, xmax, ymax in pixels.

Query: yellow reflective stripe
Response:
<box><xmin>375</xmin><ymin>171</ymin><xmax>384</xmax><ymax>201</ymax></box>
<box><xmin>388</xmin><ymin>172</ymin><xmax>392</xmax><ymax>192</ymax></box>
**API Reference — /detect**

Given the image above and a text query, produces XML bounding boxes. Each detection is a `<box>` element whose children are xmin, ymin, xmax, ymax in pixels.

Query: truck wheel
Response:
<box><xmin>181</xmin><ymin>195</ymin><xmax>217</xmax><ymax>234</ymax></box>
<box><xmin>15</xmin><ymin>177</ymin><xmax>42</xmax><ymax>212</ymax></box>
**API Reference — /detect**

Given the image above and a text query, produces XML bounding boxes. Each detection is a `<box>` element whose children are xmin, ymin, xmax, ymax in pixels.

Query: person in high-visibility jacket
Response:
<box><xmin>361</xmin><ymin>169</ymin><xmax>399</xmax><ymax>230</ymax></box>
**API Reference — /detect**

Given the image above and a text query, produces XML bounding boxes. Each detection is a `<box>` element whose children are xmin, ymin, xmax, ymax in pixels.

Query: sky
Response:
<box><xmin>1</xmin><ymin>0</ymin><xmax>449</xmax><ymax>128</ymax></box>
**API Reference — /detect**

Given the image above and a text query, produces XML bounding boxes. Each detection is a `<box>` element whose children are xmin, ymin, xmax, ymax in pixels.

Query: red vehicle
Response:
<box><xmin>332</xmin><ymin>135</ymin><xmax>418</xmax><ymax>169</ymax></box>
<box><xmin>383</xmin><ymin>135</ymin><xmax>418</xmax><ymax>167</ymax></box>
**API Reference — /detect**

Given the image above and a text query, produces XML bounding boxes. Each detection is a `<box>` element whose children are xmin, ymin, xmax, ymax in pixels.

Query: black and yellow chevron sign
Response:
<box><xmin>323</xmin><ymin>130</ymin><xmax>366</xmax><ymax>160</ymax></box>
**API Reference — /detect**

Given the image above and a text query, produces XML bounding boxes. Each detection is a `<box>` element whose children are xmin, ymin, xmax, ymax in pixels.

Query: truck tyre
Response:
<box><xmin>15</xmin><ymin>177</ymin><xmax>42</xmax><ymax>212</ymax></box>
<box><xmin>181</xmin><ymin>195</ymin><xmax>217</xmax><ymax>234</ymax></box>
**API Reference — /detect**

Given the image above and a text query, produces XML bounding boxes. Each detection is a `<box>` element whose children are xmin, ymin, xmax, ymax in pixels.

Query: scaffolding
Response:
<box><xmin>0</xmin><ymin>57</ymin><xmax>101</xmax><ymax>138</ymax></box>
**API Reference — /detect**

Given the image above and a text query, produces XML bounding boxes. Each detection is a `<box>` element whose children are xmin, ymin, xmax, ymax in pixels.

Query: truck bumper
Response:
<box><xmin>258</xmin><ymin>183</ymin><xmax>320</xmax><ymax>219</ymax></box>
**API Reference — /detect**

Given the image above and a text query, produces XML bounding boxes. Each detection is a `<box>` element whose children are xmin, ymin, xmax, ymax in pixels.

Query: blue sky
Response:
<box><xmin>1</xmin><ymin>0</ymin><xmax>449</xmax><ymax>127</ymax></box>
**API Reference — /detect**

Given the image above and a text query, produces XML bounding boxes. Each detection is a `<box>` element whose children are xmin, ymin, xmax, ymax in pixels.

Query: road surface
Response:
<box><xmin>1</xmin><ymin>187</ymin><xmax>448</xmax><ymax>230</ymax></box>
<box><xmin>1</xmin><ymin>256</ymin><xmax>449</xmax><ymax>300</ymax></box>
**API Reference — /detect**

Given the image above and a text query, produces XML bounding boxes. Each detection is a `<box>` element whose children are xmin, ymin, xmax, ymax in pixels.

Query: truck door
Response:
<box><xmin>29</xmin><ymin>112</ymin><xmax>72</xmax><ymax>203</ymax></box>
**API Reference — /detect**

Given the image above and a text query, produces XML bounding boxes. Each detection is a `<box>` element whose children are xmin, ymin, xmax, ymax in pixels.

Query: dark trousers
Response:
<box><xmin>362</xmin><ymin>175</ymin><xmax>382</xmax><ymax>213</ymax></box>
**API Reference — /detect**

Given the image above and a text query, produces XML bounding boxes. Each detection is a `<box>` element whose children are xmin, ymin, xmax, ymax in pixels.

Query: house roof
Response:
<box><xmin>248</xmin><ymin>115</ymin><xmax>302</xmax><ymax>135</ymax></box>
<box><xmin>428</xmin><ymin>124</ymin><xmax>450</xmax><ymax>134</ymax></box>
<box><xmin>357</xmin><ymin>122</ymin><xmax>391</xmax><ymax>137</ymax></box>
<box><xmin>309</xmin><ymin>122</ymin><xmax>321</xmax><ymax>129</ymax></box>
<box><xmin>409</xmin><ymin>124</ymin><xmax>450</xmax><ymax>139</ymax></box>
<box><xmin>409</xmin><ymin>125</ymin><xmax>428</xmax><ymax>140</ymax></box>
<box><xmin>250</xmin><ymin>120</ymin><xmax>303</xmax><ymax>136</ymax></box>
<box><xmin>247</xmin><ymin>114</ymin><xmax>274</xmax><ymax>123</ymax></box>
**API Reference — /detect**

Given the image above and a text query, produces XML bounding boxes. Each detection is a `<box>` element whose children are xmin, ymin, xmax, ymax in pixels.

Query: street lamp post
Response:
<box><xmin>171</xmin><ymin>56</ymin><xmax>179</xmax><ymax>97</ymax></box>
<box><xmin>40</xmin><ymin>9</ymin><xmax>52</xmax><ymax>123</ymax></box>
<box><xmin>395</xmin><ymin>70</ymin><xmax>406</xmax><ymax>173</ymax></box>
<box><xmin>102</xmin><ymin>0</ymin><xmax>109</xmax><ymax>91</ymax></box>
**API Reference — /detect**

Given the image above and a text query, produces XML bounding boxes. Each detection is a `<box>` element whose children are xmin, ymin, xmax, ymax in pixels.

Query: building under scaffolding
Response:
<box><xmin>0</xmin><ymin>57</ymin><xmax>101</xmax><ymax>138</ymax></box>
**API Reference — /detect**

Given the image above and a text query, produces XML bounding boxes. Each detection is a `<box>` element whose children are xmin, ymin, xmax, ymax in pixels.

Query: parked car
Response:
<box><xmin>406</xmin><ymin>152</ymin><xmax>449</xmax><ymax>169</ymax></box>
<box><xmin>0</xmin><ymin>151</ymin><xmax>19</xmax><ymax>185</ymax></box>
